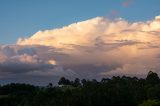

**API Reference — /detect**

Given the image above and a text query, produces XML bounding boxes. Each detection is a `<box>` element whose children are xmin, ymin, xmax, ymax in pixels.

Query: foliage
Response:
<box><xmin>0</xmin><ymin>71</ymin><xmax>160</xmax><ymax>106</ymax></box>
<box><xmin>139</xmin><ymin>99</ymin><xmax>160</xmax><ymax>106</ymax></box>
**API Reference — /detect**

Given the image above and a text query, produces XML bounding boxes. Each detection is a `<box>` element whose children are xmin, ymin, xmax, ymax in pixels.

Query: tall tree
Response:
<box><xmin>146</xmin><ymin>71</ymin><xmax>159</xmax><ymax>85</ymax></box>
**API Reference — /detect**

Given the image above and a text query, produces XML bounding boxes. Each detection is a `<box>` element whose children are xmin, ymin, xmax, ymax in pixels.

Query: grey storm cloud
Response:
<box><xmin>0</xmin><ymin>45</ymin><xmax>76</xmax><ymax>79</ymax></box>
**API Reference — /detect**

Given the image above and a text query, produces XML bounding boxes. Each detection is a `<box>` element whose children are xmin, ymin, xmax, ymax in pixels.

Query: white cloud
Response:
<box><xmin>17</xmin><ymin>16</ymin><xmax>160</xmax><ymax>48</ymax></box>
<box><xmin>1</xmin><ymin>16</ymin><xmax>160</xmax><ymax>80</ymax></box>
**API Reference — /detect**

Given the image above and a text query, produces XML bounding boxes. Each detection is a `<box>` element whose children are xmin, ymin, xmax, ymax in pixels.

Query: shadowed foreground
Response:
<box><xmin>0</xmin><ymin>71</ymin><xmax>160</xmax><ymax>106</ymax></box>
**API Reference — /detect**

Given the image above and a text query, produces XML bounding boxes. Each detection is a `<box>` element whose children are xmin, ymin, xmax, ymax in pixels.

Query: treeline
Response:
<box><xmin>0</xmin><ymin>71</ymin><xmax>160</xmax><ymax>106</ymax></box>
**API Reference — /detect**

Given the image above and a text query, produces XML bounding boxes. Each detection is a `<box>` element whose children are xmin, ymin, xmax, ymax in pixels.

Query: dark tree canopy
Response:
<box><xmin>146</xmin><ymin>71</ymin><xmax>159</xmax><ymax>85</ymax></box>
<box><xmin>0</xmin><ymin>71</ymin><xmax>160</xmax><ymax>106</ymax></box>
<box><xmin>58</xmin><ymin>77</ymin><xmax>71</xmax><ymax>85</ymax></box>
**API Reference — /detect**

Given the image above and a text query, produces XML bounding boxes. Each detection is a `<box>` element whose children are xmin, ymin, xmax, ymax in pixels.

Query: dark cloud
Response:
<box><xmin>0</xmin><ymin>45</ymin><xmax>73</xmax><ymax>80</ymax></box>
<box><xmin>62</xmin><ymin>63</ymin><xmax>122</xmax><ymax>79</ymax></box>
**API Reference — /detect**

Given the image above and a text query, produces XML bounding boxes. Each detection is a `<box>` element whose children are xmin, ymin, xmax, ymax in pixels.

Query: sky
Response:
<box><xmin>1</xmin><ymin>0</ymin><xmax>160</xmax><ymax>44</ymax></box>
<box><xmin>0</xmin><ymin>0</ymin><xmax>160</xmax><ymax>85</ymax></box>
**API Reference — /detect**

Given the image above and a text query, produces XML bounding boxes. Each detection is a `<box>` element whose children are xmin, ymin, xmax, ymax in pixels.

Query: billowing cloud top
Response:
<box><xmin>17</xmin><ymin>16</ymin><xmax>160</xmax><ymax>46</ymax></box>
<box><xmin>1</xmin><ymin>16</ymin><xmax>160</xmax><ymax>84</ymax></box>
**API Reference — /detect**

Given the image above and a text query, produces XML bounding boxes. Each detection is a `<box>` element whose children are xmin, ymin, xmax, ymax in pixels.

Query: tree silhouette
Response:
<box><xmin>0</xmin><ymin>71</ymin><xmax>160</xmax><ymax>106</ymax></box>
<box><xmin>146</xmin><ymin>71</ymin><xmax>159</xmax><ymax>85</ymax></box>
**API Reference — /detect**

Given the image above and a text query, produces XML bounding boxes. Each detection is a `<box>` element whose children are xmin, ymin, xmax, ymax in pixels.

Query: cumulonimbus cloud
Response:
<box><xmin>1</xmin><ymin>16</ymin><xmax>160</xmax><ymax>83</ymax></box>
<box><xmin>18</xmin><ymin>15</ymin><xmax>160</xmax><ymax>77</ymax></box>
<box><xmin>17</xmin><ymin>16</ymin><xmax>160</xmax><ymax>47</ymax></box>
